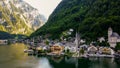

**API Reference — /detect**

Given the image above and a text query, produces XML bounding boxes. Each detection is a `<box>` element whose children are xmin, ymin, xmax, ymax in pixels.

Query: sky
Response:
<box><xmin>24</xmin><ymin>0</ymin><xmax>62</xmax><ymax>19</ymax></box>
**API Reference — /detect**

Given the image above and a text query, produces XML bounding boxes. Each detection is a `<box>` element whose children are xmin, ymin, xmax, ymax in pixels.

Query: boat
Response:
<box><xmin>24</xmin><ymin>49</ymin><xmax>34</xmax><ymax>55</ymax></box>
<box><xmin>0</xmin><ymin>40</ymin><xmax>8</xmax><ymax>44</ymax></box>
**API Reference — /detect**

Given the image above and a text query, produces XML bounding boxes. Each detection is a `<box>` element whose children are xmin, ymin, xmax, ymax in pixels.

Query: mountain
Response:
<box><xmin>0</xmin><ymin>0</ymin><xmax>46</xmax><ymax>37</ymax></box>
<box><xmin>31</xmin><ymin>0</ymin><xmax>120</xmax><ymax>41</ymax></box>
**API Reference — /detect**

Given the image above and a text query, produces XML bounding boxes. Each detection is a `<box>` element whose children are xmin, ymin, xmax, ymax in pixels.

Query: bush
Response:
<box><xmin>115</xmin><ymin>43</ymin><xmax>120</xmax><ymax>51</ymax></box>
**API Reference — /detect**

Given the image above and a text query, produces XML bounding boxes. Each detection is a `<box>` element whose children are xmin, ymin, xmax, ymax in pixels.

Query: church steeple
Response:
<box><xmin>108</xmin><ymin>27</ymin><xmax>113</xmax><ymax>37</ymax></box>
<box><xmin>108</xmin><ymin>27</ymin><xmax>112</xmax><ymax>31</ymax></box>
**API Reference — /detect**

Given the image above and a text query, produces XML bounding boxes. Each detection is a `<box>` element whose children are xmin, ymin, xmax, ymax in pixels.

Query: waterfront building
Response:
<box><xmin>87</xmin><ymin>45</ymin><xmax>98</xmax><ymax>54</ymax></box>
<box><xmin>65</xmin><ymin>45</ymin><xmax>77</xmax><ymax>53</ymax></box>
<box><xmin>0</xmin><ymin>40</ymin><xmax>8</xmax><ymax>44</ymax></box>
<box><xmin>50</xmin><ymin>43</ymin><xmax>64</xmax><ymax>54</ymax></box>
<box><xmin>99</xmin><ymin>47</ymin><xmax>115</xmax><ymax>55</ymax></box>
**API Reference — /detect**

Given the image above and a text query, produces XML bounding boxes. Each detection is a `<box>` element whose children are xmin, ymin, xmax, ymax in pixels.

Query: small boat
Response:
<box><xmin>24</xmin><ymin>49</ymin><xmax>34</xmax><ymax>54</ymax></box>
<box><xmin>24</xmin><ymin>49</ymin><xmax>28</xmax><ymax>53</ymax></box>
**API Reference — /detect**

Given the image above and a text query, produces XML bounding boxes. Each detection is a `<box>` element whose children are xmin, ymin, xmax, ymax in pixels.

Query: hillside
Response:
<box><xmin>31</xmin><ymin>0</ymin><xmax>120</xmax><ymax>41</ymax></box>
<box><xmin>0</xmin><ymin>0</ymin><xmax>46</xmax><ymax>38</ymax></box>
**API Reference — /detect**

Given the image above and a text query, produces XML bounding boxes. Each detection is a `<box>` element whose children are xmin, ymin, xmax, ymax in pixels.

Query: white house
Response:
<box><xmin>64</xmin><ymin>42</ymin><xmax>77</xmax><ymax>53</ymax></box>
<box><xmin>64</xmin><ymin>45</ymin><xmax>77</xmax><ymax>53</ymax></box>
<box><xmin>0</xmin><ymin>40</ymin><xmax>8</xmax><ymax>44</ymax></box>
<box><xmin>87</xmin><ymin>45</ymin><xmax>98</xmax><ymax>54</ymax></box>
<box><xmin>108</xmin><ymin>27</ymin><xmax>120</xmax><ymax>48</ymax></box>
<box><xmin>98</xmin><ymin>37</ymin><xmax>105</xmax><ymax>43</ymax></box>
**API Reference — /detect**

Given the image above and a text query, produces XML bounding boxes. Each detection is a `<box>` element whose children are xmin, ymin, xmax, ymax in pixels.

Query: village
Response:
<box><xmin>0</xmin><ymin>27</ymin><xmax>120</xmax><ymax>58</ymax></box>
<box><xmin>23</xmin><ymin>27</ymin><xmax>120</xmax><ymax>58</ymax></box>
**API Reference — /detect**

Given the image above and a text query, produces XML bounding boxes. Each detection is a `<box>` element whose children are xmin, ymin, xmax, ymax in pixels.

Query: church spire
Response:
<box><xmin>108</xmin><ymin>27</ymin><xmax>112</xmax><ymax>31</ymax></box>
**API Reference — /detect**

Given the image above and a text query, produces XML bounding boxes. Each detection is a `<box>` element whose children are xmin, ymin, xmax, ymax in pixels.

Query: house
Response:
<box><xmin>99</xmin><ymin>47</ymin><xmax>115</xmax><ymax>55</ymax></box>
<box><xmin>64</xmin><ymin>42</ymin><xmax>76</xmax><ymax>53</ymax></box>
<box><xmin>69</xmin><ymin>46</ymin><xmax>76</xmax><ymax>53</ymax></box>
<box><xmin>87</xmin><ymin>45</ymin><xmax>98</xmax><ymax>54</ymax></box>
<box><xmin>108</xmin><ymin>27</ymin><xmax>120</xmax><ymax>48</ymax></box>
<box><xmin>79</xmin><ymin>44</ymin><xmax>88</xmax><ymax>50</ymax></box>
<box><xmin>98</xmin><ymin>37</ymin><xmax>105</xmax><ymax>43</ymax></box>
<box><xmin>50</xmin><ymin>43</ymin><xmax>64</xmax><ymax>55</ymax></box>
<box><xmin>0</xmin><ymin>40</ymin><xmax>8</xmax><ymax>44</ymax></box>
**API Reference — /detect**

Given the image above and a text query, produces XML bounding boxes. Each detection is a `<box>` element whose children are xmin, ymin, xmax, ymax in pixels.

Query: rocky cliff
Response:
<box><xmin>0</xmin><ymin>0</ymin><xmax>46</xmax><ymax>36</ymax></box>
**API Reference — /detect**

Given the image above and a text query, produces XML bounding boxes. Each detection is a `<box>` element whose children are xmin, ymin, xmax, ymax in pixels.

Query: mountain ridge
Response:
<box><xmin>0</xmin><ymin>0</ymin><xmax>46</xmax><ymax>38</ymax></box>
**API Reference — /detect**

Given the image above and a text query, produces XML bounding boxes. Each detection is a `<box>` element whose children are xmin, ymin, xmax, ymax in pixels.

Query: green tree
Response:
<box><xmin>45</xmin><ymin>39</ymin><xmax>49</xmax><ymax>45</ymax></box>
<box><xmin>31</xmin><ymin>0</ymin><xmax>120</xmax><ymax>42</ymax></box>
<box><xmin>115</xmin><ymin>43</ymin><xmax>120</xmax><ymax>51</ymax></box>
<box><xmin>79</xmin><ymin>48</ymin><xmax>85</xmax><ymax>55</ymax></box>
<box><xmin>98</xmin><ymin>41</ymin><xmax>110</xmax><ymax>47</ymax></box>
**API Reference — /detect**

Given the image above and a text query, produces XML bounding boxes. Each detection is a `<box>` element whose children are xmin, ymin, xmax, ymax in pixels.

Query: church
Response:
<box><xmin>108</xmin><ymin>27</ymin><xmax>120</xmax><ymax>48</ymax></box>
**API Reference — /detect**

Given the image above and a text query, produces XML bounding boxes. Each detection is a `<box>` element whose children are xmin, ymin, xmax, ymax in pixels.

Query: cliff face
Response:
<box><xmin>32</xmin><ymin>0</ymin><xmax>120</xmax><ymax>41</ymax></box>
<box><xmin>0</xmin><ymin>0</ymin><xmax>46</xmax><ymax>36</ymax></box>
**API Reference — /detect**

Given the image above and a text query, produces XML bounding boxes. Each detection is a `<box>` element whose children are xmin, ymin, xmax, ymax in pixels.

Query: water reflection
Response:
<box><xmin>37</xmin><ymin>57</ymin><xmax>52</xmax><ymax>68</ymax></box>
<box><xmin>0</xmin><ymin>43</ymin><xmax>120</xmax><ymax>68</ymax></box>
<box><xmin>88</xmin><ymin>58</ymin><xmax>117</xmax><ymax>68</ymax></box>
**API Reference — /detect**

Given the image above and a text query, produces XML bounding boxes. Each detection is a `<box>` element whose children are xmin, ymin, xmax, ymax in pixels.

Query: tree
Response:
<box><xmin>66</xmin><ymin>49</ymin><xmax>70</xmax><ymax>53</ymax></box>
<box><xmin>115</xmin><ymin>43</ymin><xmax>120</xmax><ymax>51</ymax></box>
<box><xmin>98</xmin><ymin>41</ymin><xmax>110</xmax><ymax>47</ymax></box>
<box><xmin>45</xmin><ymin>39</ymin><xmax>49</xmax><ymax>45</ymax></box>
<box><xmin>79</xmin><ymin>48</ymin><xmax>85</xmax><ymax>55</ymax></box>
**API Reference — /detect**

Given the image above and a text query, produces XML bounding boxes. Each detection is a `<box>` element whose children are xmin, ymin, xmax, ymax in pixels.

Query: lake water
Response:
<box><xmin>0</xmin><ymin>43</ymin><xmax>120</xmax><ymax>68</ymax></box>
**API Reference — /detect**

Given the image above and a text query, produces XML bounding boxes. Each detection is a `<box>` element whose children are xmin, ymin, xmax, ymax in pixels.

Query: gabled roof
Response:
<box><xmin>118</xmin><ymin>36</ymin><xmax>120</xmax><ymax>39</ymax></box>
<box><xmin>53</xmin><ymin>43</ymin><xmax>64</xmax><ymax>46</ymax></box>
<box><xmin>110</xmin><ymin>32</ymin><xmax>120</xmax><ymax>38</ymax></box>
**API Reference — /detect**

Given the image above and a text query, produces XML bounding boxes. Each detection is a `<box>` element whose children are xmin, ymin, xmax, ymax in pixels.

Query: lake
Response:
<box><xmin>0</xmin><ymin>43</ymin><xmax>120</xmax><ymax>68</ymax></box>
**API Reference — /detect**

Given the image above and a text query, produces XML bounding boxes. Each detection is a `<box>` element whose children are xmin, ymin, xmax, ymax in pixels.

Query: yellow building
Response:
<box><xmin>99</xmin><ymin>47</ymin><xmax>114</xmax><ymax>55</ymax></box>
